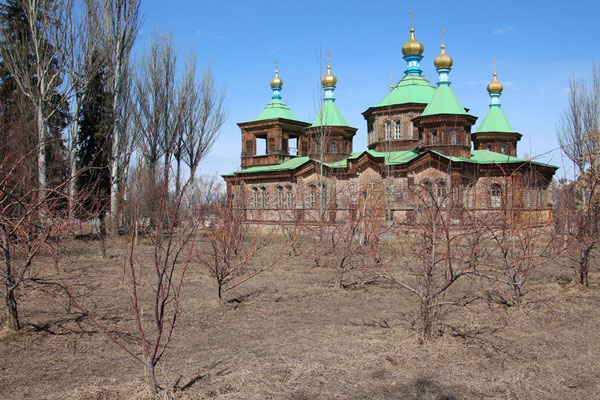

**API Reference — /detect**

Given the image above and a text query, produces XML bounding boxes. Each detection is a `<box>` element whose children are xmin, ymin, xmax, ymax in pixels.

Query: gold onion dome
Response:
<box><xmin>270</xmin><ymin>69</ymin><xmax>283</xmax><ymax>88</ymax></box>
<box><xmin>487</xmin><ymin>71</ymin><xmax>503</xmax><ymax>94</ymax></box>
<box><xmin>434</xmin><ymin>44</ymin><xmax>453</xmax><ymax>69</ymax></box>
<box><xmin>402</xmin><ymin>27</ymin><xmax>424</xmax><ymax>56</ymax></box>
<box><xmin>321</xmin><ymin>63</ymin><xmax>337</xmax><ymax>87</ymax></box>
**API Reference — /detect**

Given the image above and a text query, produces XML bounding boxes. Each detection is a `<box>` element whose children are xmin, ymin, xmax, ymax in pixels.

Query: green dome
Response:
<box><xmin>373</xmin><ymin>74</ymin><xmax>436</xmax><ymax>108</ymax></box>
<box><xmin>311</xmin><ymin>100</ymin><xmax>352</xmax><ymax>128</ymax></box>
<box><xmin>421</xmin><ymin>85</ymin><xmax>467</xmax><ymax>116</ymax></box>
<box><xmin>250</xmin><ymin>99</ymin><xmax>300</xmax><ymax>122</ymax></box>
<box><xmin>475</xmin><ymin>106</ymin><xmax>515</xmax><ymax>133</ymax></box>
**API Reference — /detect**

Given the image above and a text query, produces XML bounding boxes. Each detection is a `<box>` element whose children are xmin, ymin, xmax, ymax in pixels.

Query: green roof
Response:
<box><xmin>224</xmin><ymin>150</ymin><xmax>420</xmax><ymax>176</ymax></box>
<box><xmin>222</xmin><ymin>149</ymin><xmax>558</xmax><ymax>177</ymax></box>
<box><xmin>234</xmin><ymin>156</ymin><xmax>311</xmax><ymax>174</ymax></box>
<box><xmin>311</xmin><ymin>100</ymin><xmax>352</xmax><ymax>128</ymax></box>
<box><xmin>248</xmin><ymin>99</ymin><xmax>300</xmax><ymax>122</ymax></box>
<box><xmin>373</xmin><ymin>75</ymin><xmax>436</xmax><ymax>108</ymax></box>
<box><xmin>421</xmin><ymin>85</ymin><xmax>467</xmax><ymax>116</ymax></box>
<box><xmin>348</xmin><ymin>149</ymin><xmax>419</xmax><ymax>165</ymax></box>
<box><xmin>431</xmin><ymin>149</ymin><xmax>559</xmax><ymax>169</ymax></box>
<box><xmin>475</xmin><ymin>106</ymin><xmax>515</xmax><ymax>133</ymax></box>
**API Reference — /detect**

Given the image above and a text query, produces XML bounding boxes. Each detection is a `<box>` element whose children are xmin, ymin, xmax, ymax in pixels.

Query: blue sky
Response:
<box><xmin>138</xmin><ymin>0</ymin><xmax>600</xmax><ymax>179</ymax></box>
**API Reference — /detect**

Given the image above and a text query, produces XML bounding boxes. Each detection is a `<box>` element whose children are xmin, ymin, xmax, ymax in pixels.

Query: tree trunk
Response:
<box><xmin>2</xmin><ymin>227</ymin><xmax>19</xmax><ymax>331</ymax></box>
<box><xmin>5</xmin><ymin>287</ymin><xmax>19</xmax><ymax>331</ymax></box>
<box><xmin>579</xmin><ymin>248</ymin><xmax>591</xmax><ymax>286</ymax></box>
<box><xmin>110</xmin><ymin>129</ymin><xmax>120</xmax><ymax>236</ymax></box>
<box><xmin>110</xmin><ymin>46</ymin><xmax>123</xmax><ymax>237</ymax></box>
<box><xmin>175</xmin><ymin>157</ymin><xmax>181</xmax><ymax>202</ymax></box>
<box><xmin>419</xmin><ymin>298</ymin><xmax>431</xmax><ymax>343</ymax></box>
<box><xmin>146</xmin><ymin>361</ymin><xmax>158</xmax><ymax>395</ymax></box>
<box><xmin>217</xmin><ymin>281</ymin><xmax>223</xmax><ymax>302</ymax></box>
<box><xmin>68</xmin><ymin>115</ymin><xmax>79</xmax><ymax>220</ymax></box>
<box><xmin>37</xmin><ymin>98</ymin><xmax>47</xmax><ymax>196</ymax></box>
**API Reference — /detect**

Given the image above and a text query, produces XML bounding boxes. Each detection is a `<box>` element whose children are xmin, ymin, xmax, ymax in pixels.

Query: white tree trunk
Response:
<box><xmin>37</xmin><ymin>98</ymin><xmax>47</xmax><ymax>194</ymax></box>
<box><xmin>110</xmin><ymin>39</ymin><xmax>123</xmax><ymax>236</ymax></box>
<box><xmin>68</xmin><ymin>114</ymin><xmax>79</xmax><ymax>220</ymax></box>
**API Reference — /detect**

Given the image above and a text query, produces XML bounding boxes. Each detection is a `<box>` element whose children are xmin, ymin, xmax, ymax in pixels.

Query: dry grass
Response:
<box><xmin>0</xmin><ymin>236</ymin><xmax>599</xmax><ymax>399</ymax></box>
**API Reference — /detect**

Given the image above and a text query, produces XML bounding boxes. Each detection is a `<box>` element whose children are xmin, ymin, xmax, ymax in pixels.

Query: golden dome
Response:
<box><xmin>402</xmin><ymin>27</ymin><xmax>424</xmax><ymax>56</ymax></box>
<box><xmin>434</xmin><ymin>44</ymin><xmax>453</xmax><ymax>69</ymax></box>
<box><xmin>321</xmin><ymin>63</ymin><xmax>337</xmax><ymax>87</ymax></box>
<box><xmin>487</xmin><ymin>72</ymin><xmax>503</xmax><ymax>94</ymax></box>
<box><xmin>270</xmin><ymin>68</ymin><xmax>283</xmax><ymax>88</ymax></box>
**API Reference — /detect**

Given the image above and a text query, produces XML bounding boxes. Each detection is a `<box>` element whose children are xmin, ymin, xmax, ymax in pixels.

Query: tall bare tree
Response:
<box><xmin>65</xmin><ymin>0</ymin><xmax>102</xmax><ymax>219</ymax></box>
<box><xmin>0</xmin><ymin>0</ymin><xmax>73</xmax><ymax>199</ymax></box>
<box><xmin>182</xmin><ymin>62</ymin><xmax>226</xmax><ymax>191</ymax></box>
<box><xmin>97</xmin><ymin>0</ymin><xmax>141</xmax><ymax>235</ymax></box>
<box><xmin>557</xmin><ymin>64</ymin><xmax>600</xmax><ymax>176</ymax></box>
<box><xmin>134</xmin><ymin>30</ymin><xmax>176</xmax><ymax>178</ymax></box>
<box><xmin>557</xmin><ymin>64</ymin><xmax>600</xmax><ymax>285</ymax></box>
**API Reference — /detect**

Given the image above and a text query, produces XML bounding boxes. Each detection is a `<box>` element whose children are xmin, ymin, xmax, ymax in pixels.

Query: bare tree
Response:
<box><xmin>477</xmin><ymin>186</ymin><xmax>556</xmax><ymax>306</ymax></box>
<box><xmin>0</xmin><ymin>0</ymin><xmax>73</xmax><ymax>199</ymax></box>
<box><xmin>0</xmin><ymin>147</ymin><xmax>56</xmax><ymax>330</ymax></box>
<box><xmin>62</xmin><ymin>126</ymin><xmax>200</xmax><ymax>395</ymax></box>
<box><xmin>182</xmin><ymin>63</ymin><xmax>226</xmax><ymax>191</ymax></box>
<box><xmin>557</xmin><ymin>64</ymin><xmax>600</xmax><ymax>176</ymax></box>
<box><xmin>369</xmin><ymin>185</ymin><xmax>484</xmax><ymax>342</ymax></box>
<box><xmin>65</xmin><ymin>0</ymin><xmax>103</xmax><ymax>220</ymax></box>
<box><xmin>97</xmin><ymin>0</ymin><xmax>141</xmax><ymax>235</ymax></box>
<box><xmin>172</xmin><ymin>51</ymin><xmax>194</xmax><ymax>201</ymax></box>
<box><xmin>555</xmin><ymin>170</ymin><xmax>600</xmax><ymax>286</ymax></box>
<box><xmin>198</xmin><ymin>196</ymin><xmax>296</xmax><ymax>302</ymax></box>
<box><xmin>134</xmin><ymin>31</ymin><xmax>175</xmax><ymax>177</ymax></box>
<box><xmin>556</xmin><ymin>64</ymin><xmax>600</xmax><ymax>285</ymax></box>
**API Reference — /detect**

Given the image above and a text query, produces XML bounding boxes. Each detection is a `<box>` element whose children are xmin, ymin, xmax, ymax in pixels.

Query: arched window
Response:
<box><xmin>276</xmin><ymin>186</ymin><xmax>284</xmax><ymax>208</ymax></box>
<box><xmin>432</xmin><ymin>131</ymin><xmax>438</xmax><ymax>145</ymax></box>
<box><xmin>260</xmin><ymin>186</ymin><xmax>268</xmax><ymax>209</ymax></box>
<box><xmin>331</xmin><ymin>140</ymin><xmax>337</xmax><ymax>153</ymax></box>
<box><xmin>385</xmin><ymin>121</ymin><xmax>392</xmax><ymax>140</ymax></box>
<box><xmin>490</xmin><ymin>184</ymin><xmax>502</xmax><ymax>208</ymax></box>
<box><xmin>394</xmin><ymin>120</ymin><xmax>401</xmax><ymax>139</ymax></box>
<box><xmin>308</xmin><ymin>185</ymin><xmax>317</xmax><ymax>208</ymax></box>
<box><xmin>285</xmin><ymin>186</ymin><xmax>294</xmax><ymax>208</ymax></box>
<box><xmin>319</xmin><ymin>183</ymin><xmax>328</xmax><ymax>208</ymax></box>
<box><xmin>501</xmin><ymin>144</ymin><xmax>506</xmax><ymax>154</ymax></box>
<box><xmin>252</xmin><ymin>187</ymin><xmax>259</xmax><ymax>209</ymax></box>
<box><xmin>450</xmin><ymin>130</ymin><xmax>456</xmax><ymax>145</ymax></box>
<box><xmin>436</xmin><ymin>180</ymin><xmax>446</xmax><ymax>207</ymax></box>
<box><xmin>423</xmin><ymin>180</ymin><xmax>434</xmax><ymax>204</ymax></box>
<box><xmin>462</xmin><ymin>185</ymin><xmax>474</xmax><ymax>208</ymax></box>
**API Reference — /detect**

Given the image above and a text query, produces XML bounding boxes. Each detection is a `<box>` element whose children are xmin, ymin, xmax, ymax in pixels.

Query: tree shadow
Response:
<box><xmin>27</xmin><ymin>312</ymin><xmax>96</xmax><ymax>336</ymax></box>
<box><xmin>226</xmin><ymin>288</ymin><xmax>266</xmax><ymax>305</ymax></box>
<box><xmin>351</xmin><ymin>376</ymin><xmax>462</xmax><ymax>400</ymax></box>
<box><xmin>173</xmin><ymin>360</ymin><xmax>230</xmax><ymax>392</ymax></box>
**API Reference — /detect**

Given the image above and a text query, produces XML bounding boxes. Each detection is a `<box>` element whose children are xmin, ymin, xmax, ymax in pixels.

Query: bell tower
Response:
<box><xmin>472</xmin><ymin>60</ymin><xmax>522</xmax><ymax>156</ymax></box>
<box><xmin>305</xmin><ymin>55</ymin><xmax>357</xmax><ymax>163</ymax></box>
<box><xmin>413</xmin><ymin>31</ymin><xmax>477</xmax><ymax>159</ymax></box>
<box><xmin>238</xmin><ymin>66</ymin><xmax>310</xmax><ymax>169</ymax></box>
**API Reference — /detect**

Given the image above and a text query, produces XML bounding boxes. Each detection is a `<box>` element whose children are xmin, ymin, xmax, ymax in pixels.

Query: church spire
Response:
<box><xmin>402</xmin><ymin>11</ymin><xmax>424</xmax><ymax>76</ymax></box>
<box><xmin>486</xmin><ymin>58</ymin><xmax>504</xmax><ymax>107</ymax></box>
<box><xmin>270</xmin><ymin>61</ymin><xmax>283</xmax><ymax>100</ymax></box>
<box><xmin>321</xmin><ymin>51</ymin><xmax>338</xmax><ymax>101</ymax></box>
<box><xmin>433</xmin><ymin>28</ymin><xmax>453</xmax><ymax>86</ymax></box>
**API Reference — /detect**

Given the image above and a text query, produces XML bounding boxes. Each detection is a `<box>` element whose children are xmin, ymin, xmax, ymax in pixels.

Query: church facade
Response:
<box><xmin>222</xmin><ymin>26</ymin><xmax>558</xmax><ymax>225</ymax></box>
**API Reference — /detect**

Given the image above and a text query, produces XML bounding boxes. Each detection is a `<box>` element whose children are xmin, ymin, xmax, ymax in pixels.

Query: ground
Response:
<box><xmin>0</xmin><ymin>236</ymin><xmax>599</xmax><ymax>399</ymax></box>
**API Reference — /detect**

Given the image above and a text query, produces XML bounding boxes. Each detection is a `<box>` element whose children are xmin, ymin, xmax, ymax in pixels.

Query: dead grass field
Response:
<box><xmin>1</xmin><ymin>235</ymin><xmax>599</xmax><ymax>399</ymax></box>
